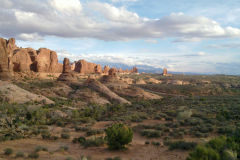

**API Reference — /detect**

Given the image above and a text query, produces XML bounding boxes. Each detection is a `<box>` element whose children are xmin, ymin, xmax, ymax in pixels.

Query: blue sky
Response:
<box><xmin>0</xmin><ymin>0</ymin><xmax>240</xmax><ymax>74</ymax></box>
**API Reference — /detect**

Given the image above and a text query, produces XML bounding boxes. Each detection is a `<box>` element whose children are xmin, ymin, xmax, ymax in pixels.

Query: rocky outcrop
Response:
<box><xmin>131</xmin><ymin>67</ymin><xmax>138</xmax><ymax>73</ymax></box>
<box><xmin>109</xmin><ymin>68</ymin><xmax>117</xmax><ymax>76</ymax></box>
<box><xmin>74</xmin><ymin>60</ymin><xmax>101</xmax><ymax>74</ymax></box>
<box><xmin>95</xmin><ymin>64</ymin><xmax>102</xmax><ymax>74</ymax></box>
<box><xmin>35</xmin><ymin>48</ymin><xmax>62</xmax><ymax>73</ymax></box>
<box><xmin>86</xmin><ymin>78</ymin><xmax>131</xmax><ymax>104</ymax></box>
<box><xmin>12</xmin><ymin>48</ymin><xmax>32</xmax><ymax>72</ymax></box>
<box><xmin>0</xmin><ymin>80</ymin><xmax>54</xmax><ymax>104</ymax></box>
<box><xmin>63</xmin><ymin>58</ymin><xmax>71</xmax><ymax>73</ymax></box>
<box><xmin>163</xmin><ymin>68</ymin><xmax>167</xmax><ymax>75</ymax></box>
<box><xmin>162</xmin><ymin>68</ymin><xmax>172</xmax><ymax>76</ymax></box>
<box><xmin>1</xmin><ymin>38</ymin><xmax>63</xmax><ymax>80</ymax></box>
<box><xmin>0</xmin><ymin>38</ymin><xmax>15</xmax><ymax>79</ymax></box>
<box><xmin>58</xmin><ymin>58</ymin><xmax>78</xmax><ymax>82</ymax></box>
<box><xmin>103</xmin><ymin>66</ymin><xmax>110</xmax><ymax>74</ymax></box>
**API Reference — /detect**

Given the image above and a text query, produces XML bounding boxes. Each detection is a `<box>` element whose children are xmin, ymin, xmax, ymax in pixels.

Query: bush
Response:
<box><xmin>187</xmin><ymin>145</ymin><xmax>220</xmax><ymax>160</ymax></box>
<box><xmin>28</xmin><ymin>152</ymin><xmax>39</xmax><ymax>159</ymax></box>
<box><xmin>15</xmin><ymin>151</ymin><xmax>25</xmax><ymax>158</ymax></box>
<box><xmin>105</xmin><ymin>123</ymin><xmax>133</xmax><ymax>150</ymax></box>
<box><xmin>35</xmin><ymin>146</ymin><xmax>48</xmax><ymax>152</ymax></box>
<box><xmin>58</xmin><ymin>145</ymin><xmax>69</xmax><ymax>151</ymax></box>
<box><xmin>141</xmin><ymin>129</ymin><xmax>161</xmax><ymax>138</ymax></box>
<box><xmin>4</xmin><ymin>148</ymin><xmax>13</xmax><ymax>155</ymax></box>
<box><xmin>72</xmin><ymin>136</ymin><xmax>86</xmax><ymax>144</ymax></box>
<box><xmin>61</xmin><ymin>133</ymin><xmax>70</xmax><ymax>139</ymax></box>
<box><xmin>82</xmin><ymin>137</ymin><xmax>105</xmax><ymax>148</ymax></box>
<box><xmin>169</xmin><ymin>141</ymin><xmax>197</xmax><ymax>150</ymax></box>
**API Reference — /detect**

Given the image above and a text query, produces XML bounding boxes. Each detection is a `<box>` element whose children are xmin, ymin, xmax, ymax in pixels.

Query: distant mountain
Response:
<box><xmin>92</xmin><ymin>61</ymin><xmax>164</xmax><ymax>73</ymax></box>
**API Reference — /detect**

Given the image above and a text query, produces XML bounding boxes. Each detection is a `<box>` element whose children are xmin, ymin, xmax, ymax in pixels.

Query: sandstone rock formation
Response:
<box><xmin>12</xmin><ymin>48</ymin><xmax>32</xmax><ymax>72</ymax></box>
<box><xmin>86</xmin><ymin>78</ymin><xmax>131</xmax><ymax>104</ymax></box>
<box><xmin>0</xmin><ymin>38</ymin><xmax>15</xmax><ymax>79</ymax></box>
<box><xmin>163</xmin><ymin>68</ymin><xmax>168</xmax><ymax>75</ymax></box>
<box><xmin>35</xmin><ymin>48</ymin><xmax>62</xmax><ymax>73</ymax></box>
<box><xmin>1</xmin><ymin>37</ymin><xmax>63</xmax><ymax>80</ymax></box>
<box><xmin>131</xmin><ymin>67</ymin><xmax>138</xmax><ymax>73</ymax></box>
<box><xmin>0</xmin><ymin>80</ymin><xmax>54</xmax><ymax>104</ymax></box>
<box><xmin>0</xmin><ymin>37</ymin><xmax>139</xmax><ymax>80</ymax></box>
<box><xmin>109</xmin><ymin>68</ymin><xmax>118</xmax><ymax>76</ymax></box>
<box><xmin>71</xmin><ymin>62</ymin><xmax>76</xmax><ymax>70</ymax></box>
<box><xmin>74</xmin><ymin>60</ymin><xmax>102</xmax><ymax>74</ymax></box>
<box><xmin>95</xmin><ymin>64</ymin><xmax>102</xmax><ymax>74</ymax></box>
<box><xmin>63</xmin><ymin>58</ymin><xmax>71</xmax><ymax>73</ymax></box>
<box><xmin>103</xmin><ymin>66</ymin><xmax>110</xmax><ymax>74</ymax></box>
<box><xmin>58</xmin><ymin>58</ymin><xmax>78</xmax><ymax>82</ymax></box>
<box><xmin>162</xmin><ymin>68</ymin><xmax>172</xmax><ymax>76</ymax></box>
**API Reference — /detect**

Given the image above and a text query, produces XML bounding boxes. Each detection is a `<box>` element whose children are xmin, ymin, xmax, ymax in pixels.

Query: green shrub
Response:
<box><xmin>82</xmin><ymin>137</ymin><xmax>105</xmax><ymax>148</ymax></box>
<box><xmin>187</xmin><ymin>145</ymin><xmax>220</xmax><ymax>160</ymax></box>
<box><xmin>35</xmin><ymin>146</ymin><xmax>48</xmax><ymax>152</ymax></box>
<box><xmin>141</xmin><ymin>129</ymin><xmax>161</xmax><ymax>138</ymax></box>
<box><xmin>66</xmin><ymin>157</ymin><xmax>75</xmax><ymax>160</ymax></box>
<box><xmin>4</xmin><ymin>148</ymin><xmax>13</xmax><ymax>155</ymax></box>
<box><xmin>105</xmin><ymin>123</ymin><xmax>133</xmax><ymax>150</ymax></box>
<box><xmin>61</xmin><ymin>133</ymin><xmax>70</xmax><ymax>139</ymax></box>
<box><xmin>59</xmin><ymin>145</ymin><xmax>69</xmax><ymax>151</ymax></box>
<box><xmin>15</xmin><ymin>151</ymin><xmax>25</xmax><ymax>158</ymax></box>
<box><xmin>72</xmin><ymin>136</ymin><xmax>86</xmax><ymax>144</ymax></box>
<box><xmin>28</xmin><ymin>152</ymin><xmax>39</xmax><ymax>159</ymax></box>
<box><xmin>169</xmin><ymin>141</ymin><xmax>197</xmax><ymax>150</ymax></box>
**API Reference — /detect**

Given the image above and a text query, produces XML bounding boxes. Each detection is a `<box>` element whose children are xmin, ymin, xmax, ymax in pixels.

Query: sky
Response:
<box><xmin>0</xmin><ymin>0</ymin><xmax>240</xmax><ymax>75</ymax></box>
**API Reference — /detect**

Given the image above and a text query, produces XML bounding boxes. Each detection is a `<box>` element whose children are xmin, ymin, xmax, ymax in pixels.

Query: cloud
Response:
<box><xmin>208</xmin><ymin>43</ymin><xmax>240</xmax><ymax>49</ymax></box>
<box><xmin>0</xmin><ymin>0</ymin><xmax>240</xmax><ymax>42</ymax></box>
<box><xmin>145</xmin><ymin>39</ymin><xmax>158</xmax><ymax>43</ymax></box>
<box><xmin>197</xmin><ymin>51</ymin><xmax>207</xmax><ymax>56</ymax></box>
<box><xmin>16</xmin><ymin>33</ymin><xmax>44</xmax><ymax>41</ymax></box>
<box><xmin>111</xmin><ymin>0</ymin><xmax>138</xmax><ymax>3</ymax></box>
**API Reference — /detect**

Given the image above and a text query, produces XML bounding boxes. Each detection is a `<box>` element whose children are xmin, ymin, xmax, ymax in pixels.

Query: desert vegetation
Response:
<box><xmin>0</xmin><ymin>74</ymin><xmax>240</xmax><ymax>159</ymax></box>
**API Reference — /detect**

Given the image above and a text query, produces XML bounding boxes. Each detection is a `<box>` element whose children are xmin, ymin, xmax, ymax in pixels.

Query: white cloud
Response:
<box><xmin>50</xmin><ymin>0</ymin><xmax>82</xmax><ymax>15</ymax></box>
<box><xmin>111</xmin><ymin>0</ymin><xmax>138</xmax><ymax>3</ymax></box>
<box><xmin>197</xmin><ymin>51</ymin><xmax>207</xmax><ymax>56</ymax></box>
<box><xmin>17</xmin><ymin>33</ymin><xmax>43</xmax><ymax>41</ymax></box>
<box><xmin>0</xmin><ymin>0</ymin><xmax>240</xmax><ymax>42</ymax></box>
<box><xmin>145</xmin><ymin>39</ymin><xmax>158</xmax><ymax>44</ymax></box>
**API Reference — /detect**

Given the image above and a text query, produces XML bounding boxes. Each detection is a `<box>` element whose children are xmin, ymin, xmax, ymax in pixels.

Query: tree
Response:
<box><xmin>105</xmin><ymin>123</ymin><xmax>133</xmax><ymax>150</ymax></box>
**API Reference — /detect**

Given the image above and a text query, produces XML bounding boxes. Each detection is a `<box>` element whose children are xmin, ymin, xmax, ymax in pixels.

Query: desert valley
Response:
<box><xmin>0</xmin><ymin>37</ymin><xmax>240</xmax><ymax>160</ymax></box>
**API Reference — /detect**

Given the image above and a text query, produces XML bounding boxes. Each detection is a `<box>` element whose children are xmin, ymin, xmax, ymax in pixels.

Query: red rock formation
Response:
<box><xmin>95</xmin><ymin>64</ymin><xmax>102</xmax><ymax>74</ymax></box>
<box><xmin>35</xmin><ymin>48</ymin><xmax>62</xmax><ymax>73</ymax></box>
<box><xmin>0</xmin><ymin>38</ymin><xmax>15</xmax><ymax>79</ymax></box>
<box><xmin>103</xmin><ymin>65</ymin><xmax>110</xmax><ymax>74</ymax></box>
<box><xmin>63</xmin><ymin>58</ymin><xmax>71</xmax><ymax>73</ymax></box>
<box><xmin>71</xmin><ymin>62</ymin><xmax>76</xmax><ymax>71</ymax></box>
<box><xmin>12</xmin><ymin>48</ymin><xmax>32</xmax><ymax>72</ymax></box>
<box><xmin>131</xmin><ymin>67</ymin><xmax>138</xmax><ymax>73</ymax></box>
<box><xmin>118</xmin><ymin>68</ymin><xmax>123</xmax><ymax>73</ymax></box>
<box><xmin>58</xmin><ymin>58</ymin><xmax>77</xmax><ymax>81</ymax></box>
<box><xmin>163</xmin><ymin>68</ymin><xmax>167</xmax><ymax>75</ymax></box>
<box><xmin>109</xmin><ymin>68</ymin><xmax>117</xmax><ymax>76</ymax></box>
<box><xmin>74</xmin><ymin>59</ymin><xmax>101</xmax><ymax>74</ymax></box>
